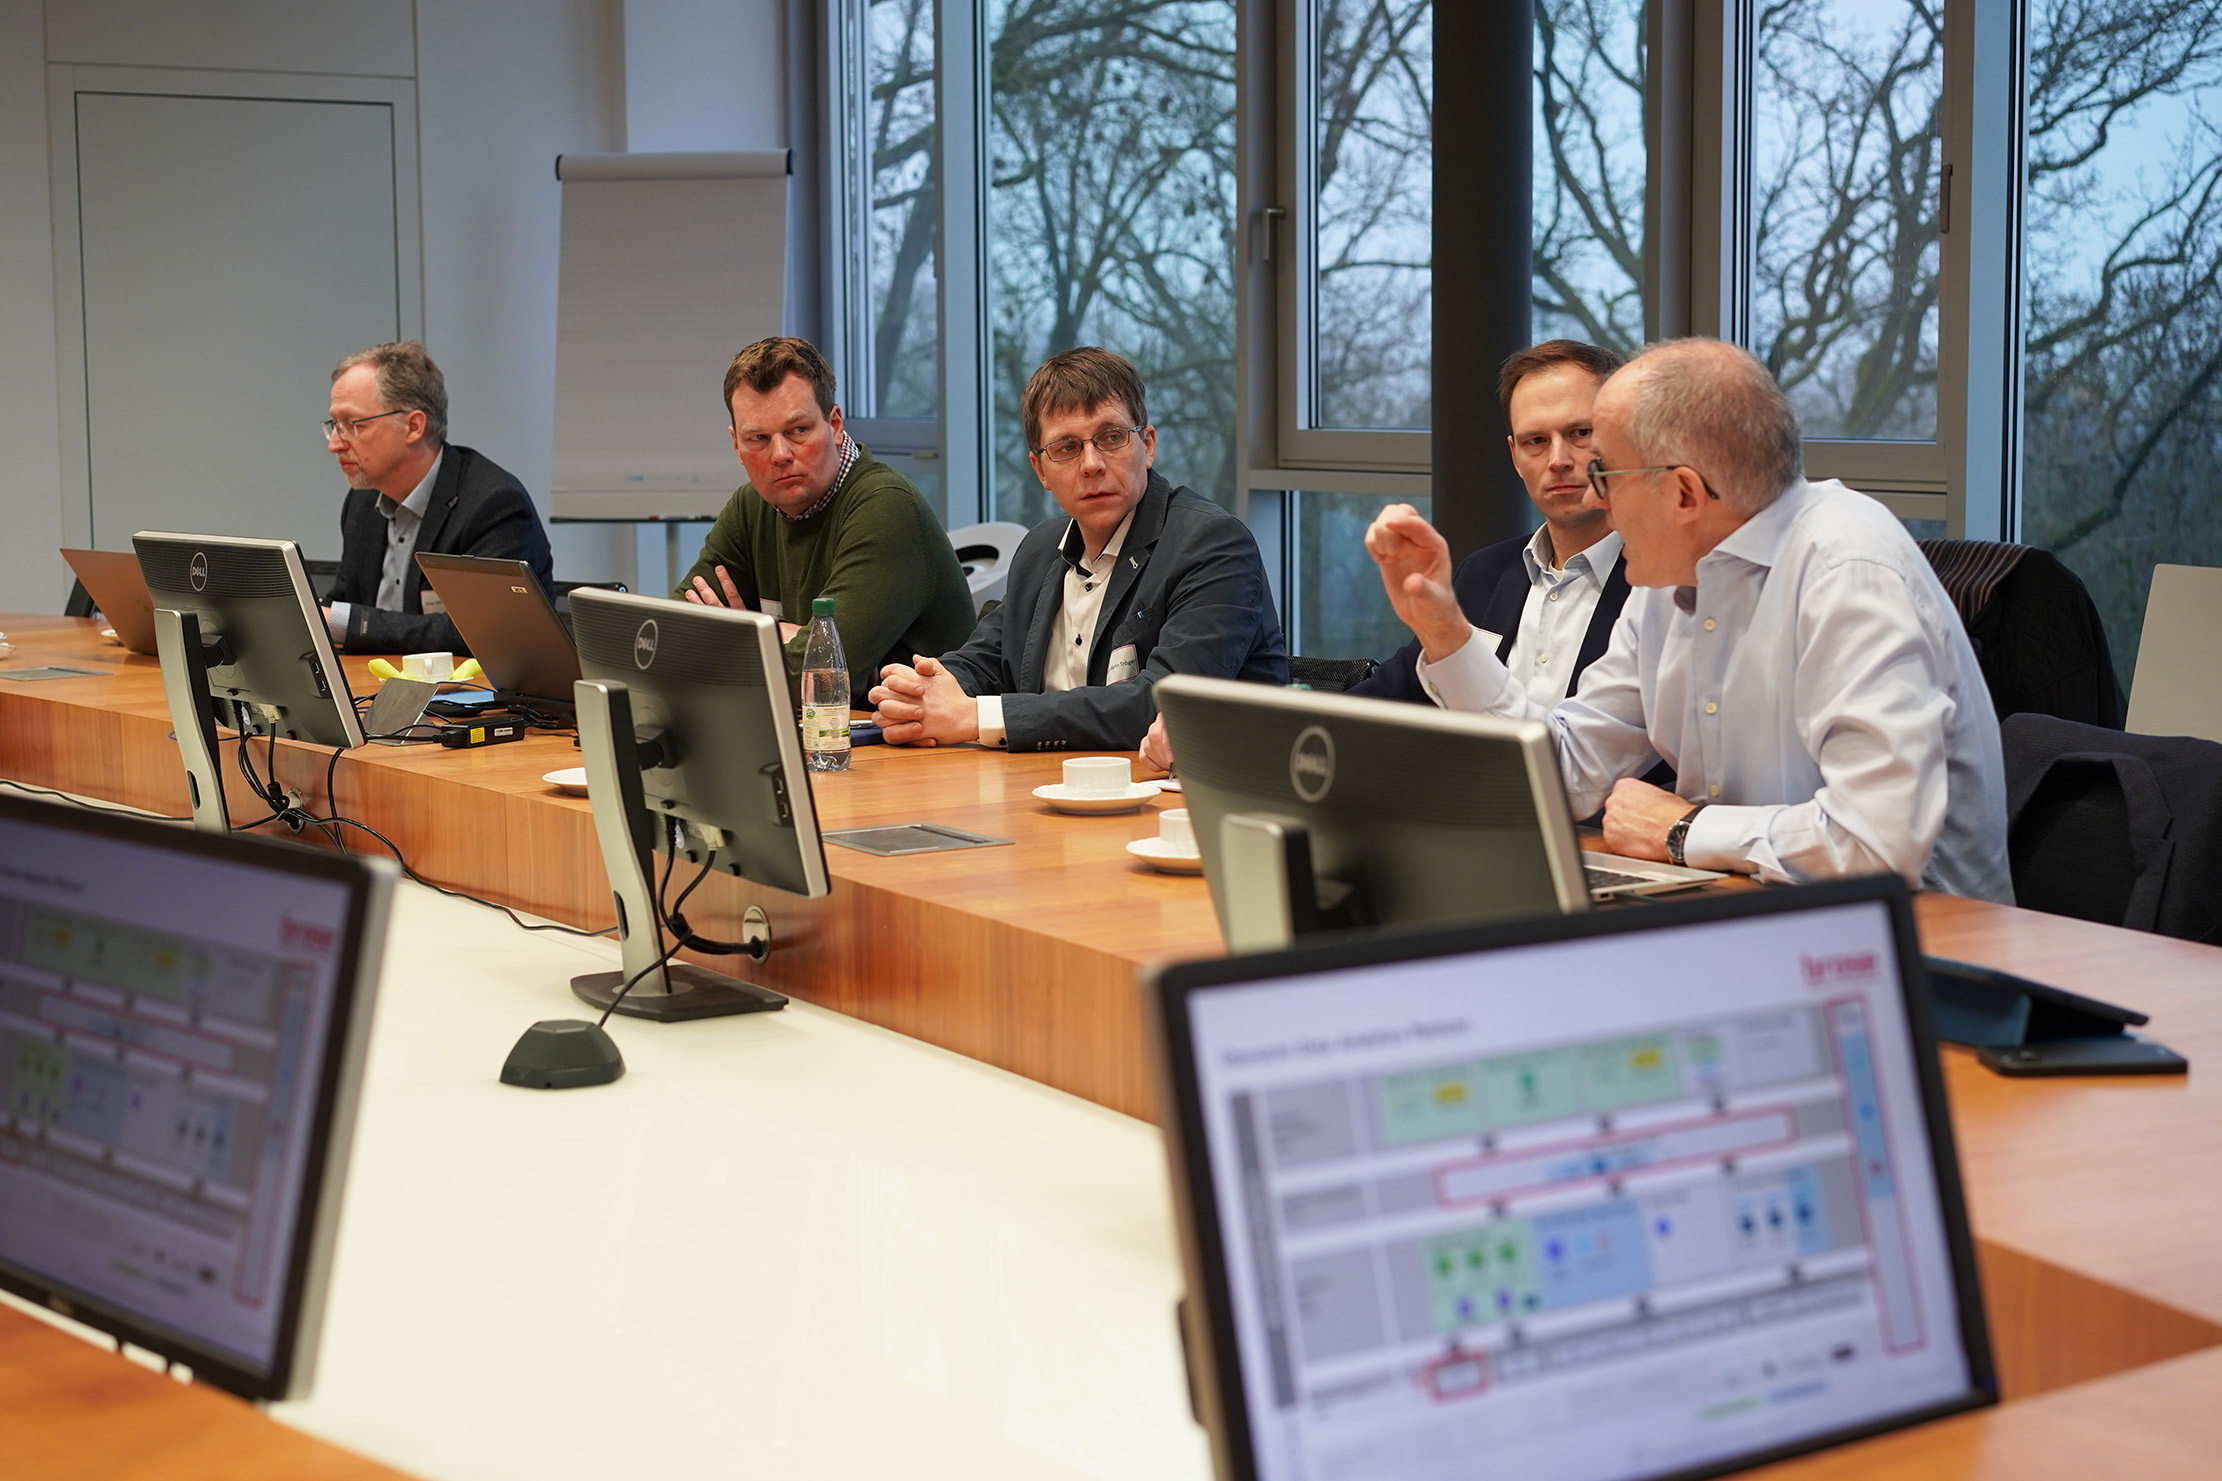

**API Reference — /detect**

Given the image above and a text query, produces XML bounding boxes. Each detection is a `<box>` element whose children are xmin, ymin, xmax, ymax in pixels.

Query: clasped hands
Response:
<box><xmin>869</xmin><ymin>656</ymin><xmax>979</xmax><ymax>746</ymax></box>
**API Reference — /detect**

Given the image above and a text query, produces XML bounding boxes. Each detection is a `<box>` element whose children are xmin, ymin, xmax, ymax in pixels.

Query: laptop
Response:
<box><xmin>2126</xmin><ymin>562</ymin><xmax>2222</xmax><ymax>743</ymax></box>
<box><xmin>1147</xmin><ymin>876</ymin><xmax>1996</xmax><ymax>1481</ymax></box>
<box><xmin>0</xmin><ymin>789</ymin><xmax>395</xmax><ymax>1399</ymax></box>
<box><xmin>60</xmin><ymin>547</ymin><xmax>160</xmax><ymax>654</ymax></box>
<box><xmin>414</xmin><ymin>553</ymin><xmax>581</xmax><ymax>715</ymax></box>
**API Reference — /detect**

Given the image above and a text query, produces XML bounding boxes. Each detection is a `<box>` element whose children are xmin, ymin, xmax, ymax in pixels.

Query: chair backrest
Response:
<box><xmin>2004</xmin><ymin>712</ymin><xmax>2222</xmax><ymax>944</ymax></box>
<box><xmin>64</xmin><ymin>578</ymin><xmax>96</xmax><ymax>619</ymax></box>
<box><xmin>552</xmin><ymin>579</ymin><xmax>629</xmax><ymax>615</ymax></box>
<box><xmin>301</xmin><ymin>557</ymin><xmax>342</xmax><ymax>604</ymax></box>
<box><xmin>1918</xmin><ymin>539</ymin><xmax>2125</xmax><ymax>728</ymax></box>
<box><xmin>2127</xmin><ymin>563</ymin><xmax>2222</xmax><ymax>743</ymax></box>
<box><xmin>946</xmin><ymin>521</ymin><xmax>1028</xmax><ymax>614</ymax></box>
<box><xmin>1286</xmin><ymin>655</ymin><xmax>1379</xmax><ymax>693</ymax></box>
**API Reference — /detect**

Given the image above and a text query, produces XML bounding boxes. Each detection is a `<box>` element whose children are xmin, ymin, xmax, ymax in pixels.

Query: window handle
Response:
<box><xmin>1260</xmin><ymin>206</ymin><xmax>1287</xmax><ymax>263</ymax></box>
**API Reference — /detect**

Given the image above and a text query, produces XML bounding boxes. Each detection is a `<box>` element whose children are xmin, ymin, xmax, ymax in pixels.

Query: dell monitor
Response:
<box><xmin>1148</xmin><ymin>875</ymin><xmax>1996</xmax><ymax>1481</ymax></box>
<box><xmin>1155</xmin><ymin>676</ymin><xmax>1719</xmax><ymax>952</ymax></box>
<box><xmin>566</xmin><ymin>588</ymin><xmax>830</xmax><ymax>1022</ymax></box>
<box><xmin>0</xmin><ymin>789</ymin><xmax>395</xmax><ymax>1400</ymax></box>
<box><xmin>133</xmin><ymin>532</ymin><xmax>366</xmax><ymax>833</ymax></box>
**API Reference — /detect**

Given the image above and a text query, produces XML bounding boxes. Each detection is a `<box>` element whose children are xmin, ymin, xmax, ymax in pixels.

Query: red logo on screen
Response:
<box><xmin>282</xmin><ymin>917</ymin><xmax>336</xmax><ymax>953</ymax></box>
<box><xmin>1801</xmin><ymin>951</ymin><xmax>1877</xmax><ymax>987</ymax></box>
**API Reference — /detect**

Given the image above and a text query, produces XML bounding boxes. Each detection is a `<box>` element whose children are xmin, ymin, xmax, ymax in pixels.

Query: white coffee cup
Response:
<box><xmin>1158</xmin><ymin>807</ymin><xmax>1195</xmax><ymax>853</ymax></box>
<box><xmin>402</xmin><ymin>650</ymin><xmax>455</xmax><ymax>682</ymax></box>
<box><xmin>1063</xmin><ymin>756</ymin><xmax>1131</xmax><ymax>796</ymax></box>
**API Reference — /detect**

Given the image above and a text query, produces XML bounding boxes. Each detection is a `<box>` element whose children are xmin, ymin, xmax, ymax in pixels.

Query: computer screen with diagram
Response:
<box><xmin>1151</xmin><ymin>879</ymin><xmax>1994</xmax><ymax>1481</ymax></box>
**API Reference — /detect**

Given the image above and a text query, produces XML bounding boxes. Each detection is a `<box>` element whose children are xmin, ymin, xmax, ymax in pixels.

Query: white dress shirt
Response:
<box><xmin>1417</xmin><ymin>479</ymin><xmax>2012</xmax><ymax>901</ymax></box>
<box><xmin>327</xmin><ymin>449</ymin><xmax>444</xmax><ymax>645</ymax></box>
<box><xmin>1506</xmin><ymin>527</ymin><xmax>1621</xmax><ymax>709</ymax></box>
<box><xmin>978</xmin><ymin>510</ymin><xmax>1136</xmax><ymax>749</ymax></box>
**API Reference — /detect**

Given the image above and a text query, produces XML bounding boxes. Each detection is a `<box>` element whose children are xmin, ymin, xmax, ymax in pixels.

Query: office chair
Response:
<box><xmin>1920</xmin><ymin>540</ymin><xmax>2125</xmax><ymax>727</ymax></box>
<box><xmin>64</xmin><ymin>580</ymin><xmax>96</xmax><ymax>618</ymax></box>
<box><xmin>2004</xmin><ymin>713</ymin><xmax>2222</xmax><ymax>944</ymax></box>
<box><xmin>946</xmin><ymin>522</ymin><xmax>1028</xmax><ymax>613</ymax></box>
<box><xmin>1287</xmin><ymin>655</ymin><xmax>1380</xmax><ymax>693</ymax></box>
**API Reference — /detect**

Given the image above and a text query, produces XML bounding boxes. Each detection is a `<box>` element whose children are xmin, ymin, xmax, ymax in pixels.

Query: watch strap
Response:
<box><xmin>1666</xmin><ymin>802</ymin><xmax>1709</xmax><ymax>867</ymax></box>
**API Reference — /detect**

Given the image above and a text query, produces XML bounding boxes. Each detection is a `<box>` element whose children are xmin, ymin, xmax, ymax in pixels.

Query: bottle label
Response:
<box><xmin>802</xmin><ymin>704</ymin><xmax>849</xmax><ymax>752</ymax></box>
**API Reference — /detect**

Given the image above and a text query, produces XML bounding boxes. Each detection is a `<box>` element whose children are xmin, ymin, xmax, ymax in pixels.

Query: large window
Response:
<box><xmin>2019</xmin><ymin>0</ymin><xmax>2222</xmax><ymax>675</ymax></box>
<box><xmin>985</xmin><ymin>2</ymin><xmax>1239</xmax><ymax>529</ymax></box>
<box><xmin>1534</xmin><ymin>0</ymin><xmax>1649</xmax><ymax>354</ymax></box>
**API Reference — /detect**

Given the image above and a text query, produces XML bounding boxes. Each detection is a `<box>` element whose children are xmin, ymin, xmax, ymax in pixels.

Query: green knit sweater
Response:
<box><xmin>674</xmin><ymin>448</ymin><xmax>977</xmax><ymax>704</ymax></box>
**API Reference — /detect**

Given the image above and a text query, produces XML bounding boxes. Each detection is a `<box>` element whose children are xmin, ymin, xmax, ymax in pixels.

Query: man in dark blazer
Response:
<box><xmin>320</xmin><ymin>341</ymin><xmax>553</xmax><ymax>654</ymax></box>
<box><xmin>1352</xmin><ymin>339</ymin><xmax>1629</xmax><ymax>708</ymax></box>
<box><xmin>870</xmin><ymin>348</ymin><xmax>1285</xmax><ymax>751</ymax></box>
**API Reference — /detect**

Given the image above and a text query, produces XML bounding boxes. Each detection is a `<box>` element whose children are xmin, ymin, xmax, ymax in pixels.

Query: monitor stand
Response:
<box><xmin>1216</xmin><ymin>813</ymin><xmax>1363</xmax><ymax>953</ymax></box>
<box><xmin>152</xmin><ymin>608</ymin><xmax>231</xmax><ymax>834</ymax></box>
<box><xmin>568</xmin><ymin>678</ymin><xmax>788</xmax><ymax>1020</ymax></box>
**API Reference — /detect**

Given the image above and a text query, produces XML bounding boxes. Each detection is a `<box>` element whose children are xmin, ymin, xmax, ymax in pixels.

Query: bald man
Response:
<box><xmin>1366</xmin><ymin>338</ymin><xmax>2010</xmax><ymax>902</ymax></box>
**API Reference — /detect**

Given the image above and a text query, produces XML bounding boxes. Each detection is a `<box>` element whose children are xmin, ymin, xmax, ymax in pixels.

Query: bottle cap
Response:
<box><xmin>812</xmin><ymin>596</ymin><xmax>837</xmax><ymax>617</ymax></box>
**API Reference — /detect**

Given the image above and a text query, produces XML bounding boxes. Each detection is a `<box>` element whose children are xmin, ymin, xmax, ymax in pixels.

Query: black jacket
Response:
<box><xmin>326</xmin><ymin>444</ymin><xmax>554</xmax><ymax>654</ymax></box>
<box><xmin>939</xmin><ymin>474</ymin><xmax>1288</xmax><ymax>750</ymax></box>
<box><xmin>1350</xmin><ymin>532</ymin><xmax>1632</xmax><ymax>705</ymax></box>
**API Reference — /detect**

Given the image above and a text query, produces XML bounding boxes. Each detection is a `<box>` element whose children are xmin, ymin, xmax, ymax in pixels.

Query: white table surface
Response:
<box><xmin>270</xmin><ymin>880</ymin><xmax>1214</xmax><ymax>1481</ymax></box>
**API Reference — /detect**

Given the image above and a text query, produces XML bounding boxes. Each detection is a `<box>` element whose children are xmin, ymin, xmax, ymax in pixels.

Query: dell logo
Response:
<box><xmin>1290</xmin><ymin>725</ymin><xmax>1335</xmax><ymax>802</ymax></box>
<box><xmin>633</xmin><ymin>619</ymin><xmax>659</xmax><ymax>670</ymax></box>
<box><xmin>510</xmin><ymin>585</ymin><xmax>528</xmax><ymax>595</ymax></box>
<box><xmin>189</xmin><ymin>551</ymin><xmax>209</xmax><ymax>592</ymax></box>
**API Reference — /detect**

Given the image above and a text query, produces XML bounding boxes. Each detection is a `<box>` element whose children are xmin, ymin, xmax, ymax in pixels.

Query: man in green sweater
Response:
<box><xmin>676</xmin><ymin>337</ymin><xmax>976</xmax><ymax>704</ymax></box>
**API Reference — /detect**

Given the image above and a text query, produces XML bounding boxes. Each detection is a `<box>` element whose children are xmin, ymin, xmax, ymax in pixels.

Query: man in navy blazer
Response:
<box><xmin>320</xmin><ymin>342</ymin><xmax>553</xmax><ymax>654</ymax></box>
<box><xmin>1351</xmin><ymin>339</ymin><xmax>1630</xmax><ymax>708</ymax></box>
<box><xmin>870</xmin><ymin>348</ymin><xmax>1285</xmax><ymax>751</ymax></box>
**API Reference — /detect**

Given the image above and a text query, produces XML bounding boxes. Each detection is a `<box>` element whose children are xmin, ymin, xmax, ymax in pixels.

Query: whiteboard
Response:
<box><xmin>550</xmin><ymin>151</ymin><xmax>790</xmax><ymax>520</ymax></box>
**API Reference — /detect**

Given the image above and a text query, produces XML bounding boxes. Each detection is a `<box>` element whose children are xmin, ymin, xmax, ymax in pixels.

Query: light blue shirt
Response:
<box><xmin>1418</xmin><ymin>479</ymin><xmax>2012</xmax><ymax>902</ymax></box>
<box><xmin>328</xmin><ymin>449</ymin><xmax>443</xmax><ymax>645</ymax></box>
<box><xmin>1506</xmin><ymin>526</ymin><xmax>1622</xmax><ymax>709</ymax></box>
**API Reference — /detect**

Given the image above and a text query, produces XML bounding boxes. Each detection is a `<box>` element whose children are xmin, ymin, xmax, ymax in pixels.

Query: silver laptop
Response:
<box><xmin>2127</xmin><ymin>563</ymin><xmax>2222</xmax><ymax>742</ymax></box>
<box><xmin>61</xmin><ymin>547</ymin><xmax>160</xmax><ymax>654</ymax></box>
<box><xmin>414</xmin><ymin>553</ymin><xmax>581</xmax><ymax>712</ymax></box>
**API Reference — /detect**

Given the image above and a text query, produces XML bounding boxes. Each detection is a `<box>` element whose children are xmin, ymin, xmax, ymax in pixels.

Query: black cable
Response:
<box><xmin>300</xmin><ymin>807</ymin><xmax>617</xmax><ymax>940</ymax></box>
<box><xmin>0</xmin><ymin>780</ymin><xmax>192</xmax><ymax>823</ymax></box>
<box><xmin>594</xmin><ymin>842</ymin><xmax>695</xmax><ymax>1027</ymax></box>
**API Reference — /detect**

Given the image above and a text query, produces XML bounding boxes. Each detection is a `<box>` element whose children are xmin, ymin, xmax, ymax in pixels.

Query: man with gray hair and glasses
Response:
<box><xmin>1365</xmin><ymin>338</ymin><xmax>2011</xmax><ymax>901</ymax></box>
<box><xmin>321</xmin><ymin>340</ymin><xmax>553</xmax><ymax>653</ymax></box>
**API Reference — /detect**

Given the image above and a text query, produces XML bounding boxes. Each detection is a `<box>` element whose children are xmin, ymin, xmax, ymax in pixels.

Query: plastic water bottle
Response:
<box><xmin>800</xmin><ymin>596</ymin><xmax>850</xmax><ymax>773</ymax></box>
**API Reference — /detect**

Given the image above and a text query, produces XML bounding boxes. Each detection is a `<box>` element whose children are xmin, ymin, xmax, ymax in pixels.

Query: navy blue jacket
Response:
<box><xmin>939</xmin><ymin>474</ymin><xmax>1288</xmax><ymax>750</ymax></box>
<box><xmin>1351</xmin><ymin>532</ymin><xmax>1632</xmax><ymax>704</ymax></box>
<box><xmin>327</xmin><ymin>444</ymin><xmax>554</xmax><ymax>654</ymax></box>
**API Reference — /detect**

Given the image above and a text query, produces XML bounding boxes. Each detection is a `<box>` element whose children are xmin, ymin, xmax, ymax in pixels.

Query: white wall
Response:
<box><xmin>0</xmin><ymin>0</ymin><xmax>64</xmax><ymax>613</ymax></box>
<box><xmin>0</xmin><ymin>0</ymin><xmax>793</xmax><ymax>604</ymax></box>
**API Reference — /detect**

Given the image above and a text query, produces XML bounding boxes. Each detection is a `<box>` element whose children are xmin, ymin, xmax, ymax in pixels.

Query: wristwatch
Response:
<box><xmin>1665</xmin><ymin>802</ymin><xmax>1709</xmax><ymax>867</ymax></box>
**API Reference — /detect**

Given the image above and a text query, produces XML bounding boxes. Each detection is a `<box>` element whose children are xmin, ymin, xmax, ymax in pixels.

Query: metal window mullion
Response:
<box><xmin>1944</xmin><ymin>0</ymin><xmax>2025</xmax><ymax>542</ymax></box>
<box><xmin>937</xmin><ymin>0</ymin><xmax>992</xmax><ymax>527</ymax></box>
<box><xmin>826</xmin><ymin>0</ymin><xmax>874</xmax><ymax>412</ymax></box>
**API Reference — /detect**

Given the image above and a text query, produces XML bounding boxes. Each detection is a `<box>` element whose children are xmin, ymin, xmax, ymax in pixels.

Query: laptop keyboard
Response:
<box><xmin>1584</xmin><ymin>864</ymin><xmax>1660</xmax><ymax>892</ymax></box>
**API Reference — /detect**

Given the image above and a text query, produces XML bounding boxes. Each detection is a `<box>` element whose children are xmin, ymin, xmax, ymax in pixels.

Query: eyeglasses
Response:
<box><xmin>1586</xmin><ymin>457</ymin><xmax>1721</xmax><ymax>501</ymax></box>
<box><xmin>322</xmin><ymin>409</ymin><xmax>408</xmax><ymax>442</ymax></box>
<box><xmin>1033</xmin><ymin>425</ymin><xmax>1145</xmax><ymax>463</ymax></box>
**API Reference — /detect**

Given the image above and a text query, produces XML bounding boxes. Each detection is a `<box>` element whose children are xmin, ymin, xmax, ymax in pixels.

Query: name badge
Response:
<box><xmin>1106</xmin><ymin>643</ymin><xmax>1140</xmax><ymax>684</ymax></box>
<box><xmin>761</xmin><ymin>599</ymin><xmax>783</xmax><ymax>620</ymax></box>
<box><xmin>420</xmin><ymin>589</ymin><xmax>447</xmax><ymax>616</ymax></box>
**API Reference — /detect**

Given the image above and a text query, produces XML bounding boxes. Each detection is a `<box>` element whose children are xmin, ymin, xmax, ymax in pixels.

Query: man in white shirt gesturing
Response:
<box><xmin>1367</xmin><ymin>338</ymin><xmax>2012</xmax><ymax>901</ymax></box>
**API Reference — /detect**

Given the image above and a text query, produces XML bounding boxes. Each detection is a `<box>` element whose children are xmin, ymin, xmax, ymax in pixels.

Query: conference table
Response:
<box><xmin>1</xmin><ymin>613</ymin><xmax>2217</xmax><ymax>1479</ymax></box>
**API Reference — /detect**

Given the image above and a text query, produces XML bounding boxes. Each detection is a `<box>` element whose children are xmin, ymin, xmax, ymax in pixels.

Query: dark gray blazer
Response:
<box><xmin>326</xmin><ymin>443</ymin><xmax>553</xmax><ymax>654</ymax></box>
<box><xmin>939</xmin><ymin>474</ymin><xmax>1288</xmax><ymax>750</ymax></box>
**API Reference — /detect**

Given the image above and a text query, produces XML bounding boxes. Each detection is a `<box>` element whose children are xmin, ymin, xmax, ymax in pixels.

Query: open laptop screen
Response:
<box><xmin>0</xmin><ymin>794</ymin><xmax>393</xmax><ymax>1398</ymax></box>
<box><xmin>1151</xmin><ymin>878</ymin><xmax>1993</xmax><ymax>1481</ymax></box>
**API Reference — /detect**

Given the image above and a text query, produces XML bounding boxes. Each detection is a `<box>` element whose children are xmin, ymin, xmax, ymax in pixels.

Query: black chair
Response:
<box><xmin>1288</xmin><ymin>655</ymin><xmax>1379</xmax><ymax>693</ymax></box>
<box><xmin>552</xmin><ymin>579</ymin><xmax>629</xmax><ymax>615</ymax></box>
<box><xmin>64</xmin><ymin>580</ymin><xmax>96</xmax><ymax>618</ymax></box>
<box><xmin>302</xmin><ymin>558</ymin><xmax>343</xmax><ymax>604</ymax></box>
<box><xmin>1919</xmin><ymin>540</ymin><xmax>2125</xmax><ymax>728</ymax></box>
<box><xmin>2004</xmin><ymin>713</ymin><xmax>2222</xmax><ymax>944</ymax></box>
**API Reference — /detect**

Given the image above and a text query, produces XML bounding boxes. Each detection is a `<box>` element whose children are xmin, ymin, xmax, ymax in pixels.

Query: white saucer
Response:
<box><xmin>543</xmin><ymin>767</ymin><xmax>589</xmax><ymax>795</ymax></box>
<box><xmin>100</xmin><ymin>628</ymin><xmax>122</xmax><ymax>645</ymax></box>
<box><xmin>1126</xmin><ymin>837</ymin><xmax>1203</xmax><ymax>873</ymax></box>
<box><xmin>1032</xmin><ymin>781</ymin><xmax>1162</xmax><ymax>814</ymax></box>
